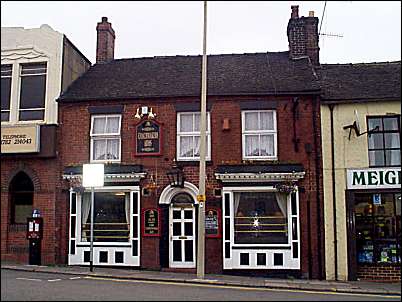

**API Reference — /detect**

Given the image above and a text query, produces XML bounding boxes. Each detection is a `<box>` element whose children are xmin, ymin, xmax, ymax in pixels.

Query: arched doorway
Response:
<box><xmin>9</xmin><ymin>172</ymin><xmax>34</xmax><ymax>224</ymax></box>
<box><xmin>169</xmin><ymin>192</ymin><xmax>196</xmax><ymax>268</ymax></box>
<box><xmin>159</xmin><ymin>182</ymin><xmax>199</xmax><ymax>268</ymax></box>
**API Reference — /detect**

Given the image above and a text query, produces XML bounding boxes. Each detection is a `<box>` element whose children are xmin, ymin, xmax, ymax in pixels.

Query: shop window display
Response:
<box><xmin>234</xmin><ymin>192</ymin><xmax>288</xmax><ymax>244</ymax></box>
<box><xmin>355</xmin><ymin>193</ymin><xmax>401</xmax><ymax>264</ymax></box>
<box><xmin>81</xmin><ymin>192</ymin><xmax>130</xmax><ymax>242</ymax></box>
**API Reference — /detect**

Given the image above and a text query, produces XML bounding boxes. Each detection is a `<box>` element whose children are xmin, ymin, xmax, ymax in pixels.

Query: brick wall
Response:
<box><xmin>58</xmin><ymin>95</ymin><xmax>325</xmax><ymax>278</ymax></box>
<box><xmin>1</xmin><ymin>156</ymin><xmax>63</xmax><ymax>264</ymax></box>
<box><xmin>357</xmin><ymin>264</ymin><xmax>401</xmax><ymax>282</ymax></box>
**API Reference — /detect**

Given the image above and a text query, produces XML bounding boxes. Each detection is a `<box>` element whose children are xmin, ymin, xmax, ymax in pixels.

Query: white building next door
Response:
<box><xmin>169</xmin><ymin>205</ymin><xmax>196</xmax><ymax>268</ymax></box>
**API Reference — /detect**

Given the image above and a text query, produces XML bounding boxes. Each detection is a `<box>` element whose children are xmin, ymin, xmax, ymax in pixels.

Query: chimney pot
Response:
<box><xmin>309</xmin><ymin>11</ymin><xmax>315</xmax><ymax>17</ymax></box>
<box><xmin>102</xmin><ymin>17</ymin><xmax>108</xmax><ymax>22</ymax></box>
<box><xmin>291</xmin><ymin>5</ymin><xmax>299</xmax><ymax>19</ymax></box>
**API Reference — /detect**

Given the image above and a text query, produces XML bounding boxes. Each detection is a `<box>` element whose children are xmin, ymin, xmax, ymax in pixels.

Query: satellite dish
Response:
<box><xmin>354</xmin><ymin>110</ymin><xmax>361</xmax><ymax>135</ymax></box>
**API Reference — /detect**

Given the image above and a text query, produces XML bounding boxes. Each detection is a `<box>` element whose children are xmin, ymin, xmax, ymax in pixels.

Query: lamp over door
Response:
<box><xmin>166</xmin><ymin>161</ymin><xmax>185</xmax><ymax>188</ymax></box>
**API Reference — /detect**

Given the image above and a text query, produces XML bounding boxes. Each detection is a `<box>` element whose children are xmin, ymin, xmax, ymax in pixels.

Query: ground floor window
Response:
<box><xmin>9</xmin><ymin>171</ymin><xmax>34</xmax><ymax>224</ymax></box>
<box><xmin>234</xmin><ymin>192</ymin><xmax>288</xmax><ymax>244</ymax></box>
<box><xmin>355</xmin><ymin>192</ymin><xmax>401</xmax><ymax>264</ymax></box>
<box><xmin>81</xmin><ymin>192</ymin><xmax>130</xmax><ymax>242</ymax></box>
<box><xmin>222</xmin><ymin>186</ymin><xmax>300</xmax><ymax>270</ymax></box>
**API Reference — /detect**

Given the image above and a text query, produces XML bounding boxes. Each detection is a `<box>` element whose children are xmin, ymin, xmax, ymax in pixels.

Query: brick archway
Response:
<box><xmin>3</xmin><ymin>163</ymin><xmax>41</xmax><ymax>192</ymax></box>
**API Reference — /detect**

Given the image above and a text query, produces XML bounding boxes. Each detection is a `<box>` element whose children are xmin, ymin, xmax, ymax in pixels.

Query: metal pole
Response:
<box><xmin>197</xmin><ymin>0</ymin><xmax>207</xmax><ymax>280</ymax></box>
<box><xmin>90</xmin><ymin>186</ymin><xmax>94</xmax><ymax>272</ymax></box>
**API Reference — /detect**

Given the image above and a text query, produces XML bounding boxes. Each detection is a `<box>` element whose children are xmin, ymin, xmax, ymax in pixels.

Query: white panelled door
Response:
<box><xmin>169</xmin><ymin>205</ymin><xmax>196</xmax><ymax>268</ymax></box>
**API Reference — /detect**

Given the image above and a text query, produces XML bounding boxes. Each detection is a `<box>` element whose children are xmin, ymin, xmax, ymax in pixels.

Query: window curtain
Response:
<box><xmin>107</xmin><ymin>139</ymin><xmax>119</xmax><ymax>159</ymax></box>
<box><xmin>93</xmin><ymin>117</ymin><xmax>106</xmax><ymax>134</ymax></box>
<box><xmin>260</xmin><ymin>135</ymin><xmax>274</xmax><ymax>156</ymax></box>
<box><xmin>106</xmin><ymin>117</ymin><xmax>119</xmax><ymax>133</ymax></box>
<box><xmin>245</xmin><ymin>135</ymin><xmax>259</xmax><ymax>156</ymax></box>
<box><xmin>194</xmin><ymin>136</ymin><xmax>201</xmax><ymax>157</ymax></box>
<box><xmin>245</xmin><ymin>112</ymin><xmax>258</xmax><ymax>130</ymax></box>
<box><xmin>260</xmin><ymin>112</ymin><xmax>273</xmax><ymax>130</ymax></box>
<box><xmin>94</xmin><ymin>139</ymin><xmax>107</xmax><ymax>160</ymax></box>
<box><xmin>275</xmin><ymin>192</ymin><xmax>288</xmax><ymax>217</ymax></box>
<box><xmin>125</xmin><ymin>193</ymin><xmax>130</xmax><ymax>227</ymax></box>
<box><xmin>180</xmin><ymin>136</ymin><xmax>192</xmax><ymax>157</ymax></box>
<box><xmin>81</xmin><ymin>193</ymin><xmax>91</xmax><ymax>241</ymax></box>
<box><xmin>234</xmin><ymin>192</ymin><xmax>242</xmax><ymax>216</ymax></box>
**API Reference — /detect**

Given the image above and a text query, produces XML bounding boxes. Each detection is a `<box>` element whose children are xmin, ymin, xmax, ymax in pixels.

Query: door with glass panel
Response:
<box><xmin>169</xmin><ymin>206</ymin><xmax>196</xmax><ymax>268</ymax></box>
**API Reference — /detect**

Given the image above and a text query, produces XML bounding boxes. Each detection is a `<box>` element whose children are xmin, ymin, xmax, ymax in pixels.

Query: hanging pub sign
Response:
<box><xmin>205</xmin><ymin>207</ymin><xmax>221</xmax><ymax>238</ymax></box>
<box><xmin>135</xmin><ymin>119</ymin><xmax>162</xmax><ymax>156</ymax></box>
<box><xmin>142</xmin><ymin>208</ymin><xmax>160</xmax><ymax>237</ymax></box>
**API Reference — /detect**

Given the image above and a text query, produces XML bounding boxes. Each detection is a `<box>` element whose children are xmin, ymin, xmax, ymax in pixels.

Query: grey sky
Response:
<box><xmin>1</xmin><ymin>1</ymin><xmax>401</xmax><ymax>64</ymax></box>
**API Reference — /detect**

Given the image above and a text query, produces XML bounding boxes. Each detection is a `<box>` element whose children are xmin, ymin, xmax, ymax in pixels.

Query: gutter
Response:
<box><xmin>329</xmin><ymin>104</ymin><xmax>338</xmax><ymax>281</ymax></box>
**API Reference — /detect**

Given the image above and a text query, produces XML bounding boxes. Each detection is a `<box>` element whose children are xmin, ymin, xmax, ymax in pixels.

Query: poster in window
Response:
<box><xmin>142</xmin><ymin>208</ymin><xmax>160</xmax><ymax>237</ymax></box>
<box><xmin>135</xmin><ymin>120</ymin><xmax>162</xmax><ymax>156</ymax></box>
<box><xmin>205</xmin><ymin>207</ymin><xmax>221</xmax><ymax>238</ymax></box>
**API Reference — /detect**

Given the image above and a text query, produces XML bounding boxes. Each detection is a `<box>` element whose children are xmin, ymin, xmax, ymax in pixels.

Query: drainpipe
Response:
<box><xmin>329</xmin><ymin>104</ymin><xmax>338</xmax><ymax>281</ymax></box>
<box><xmin>312</xmin><ymin>96</ymin><xmax>323</xmax><ymax>280</ymax></box>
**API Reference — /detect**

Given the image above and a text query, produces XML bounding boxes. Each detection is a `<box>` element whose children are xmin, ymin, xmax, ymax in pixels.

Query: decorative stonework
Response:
<box><xmin>1</xmin><ymin>46</ymin><xmax>48</xmax><ymax>61</ymax></box>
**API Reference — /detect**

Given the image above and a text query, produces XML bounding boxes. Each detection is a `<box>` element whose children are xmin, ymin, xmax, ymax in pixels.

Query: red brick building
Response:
<box><xmin>57</xmin><ymin>7</ymin><xmax>325</xmax><ymax>279</ymax></box>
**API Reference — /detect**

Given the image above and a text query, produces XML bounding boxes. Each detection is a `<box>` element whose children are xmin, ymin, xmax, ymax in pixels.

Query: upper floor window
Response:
<box><xmin>90</xmin><ymin>115</ymin><xmax>121</xmax><ymax>162</ymax></box>
<box><xmin>177</xmin><ymin>112</ymin><xmax>211</xmax><ymax>161</ymax></box>
<box><xmin>19</xmin><ymin>63</ymin><xmax>47</xmax><ymax>121</ymax></box>
<box><xmin>368</xmin><ymin>115</ymin><xmax>400</xmax><ymax>167</ymax></box>
<box><xmin>1</xmin><ymin>64</ymin><xmax>12</xmax><ymax>122</ymax></box>
<box><xmin>242</xmin><ymin>110</ymin><xmax>277</xmax><ymax>160</ymax></box>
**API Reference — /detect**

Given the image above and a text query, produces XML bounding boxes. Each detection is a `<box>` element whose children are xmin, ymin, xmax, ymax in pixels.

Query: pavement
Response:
<box><xmin>1</xmin><ymin>261</ymin><xmax>401</xmax><ymax>296</ymax></box>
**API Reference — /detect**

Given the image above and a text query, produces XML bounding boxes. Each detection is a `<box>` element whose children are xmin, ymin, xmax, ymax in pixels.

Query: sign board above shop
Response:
<box><xmin>347</xmin><ymin>168</ymin><xmax>401</xmax><ymax>190</ymax></box>
<box><xmin>1</xmin><ymin>125</ymin><xmax>40</xmax><ymax>153</ymax></box>
<box><xmin>135</xmin><ymin>119</ymin><xmax>162</xmax><ymax>156</ymax></box>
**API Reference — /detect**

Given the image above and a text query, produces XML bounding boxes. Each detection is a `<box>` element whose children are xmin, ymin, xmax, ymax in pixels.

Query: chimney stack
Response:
<box><xmin>287</xmin><ymin>6</ymin><xmax>320</xmax><ymax>66</ymax></box>
<box><xmin>291</xmin><ymin>5</ymin><xmax>299</xmax><ymax>19</ymax></box>
<box><xmin>96</xmin><ymin>17</ymin><xmax>115</xmax><ymax>64</ymax></box>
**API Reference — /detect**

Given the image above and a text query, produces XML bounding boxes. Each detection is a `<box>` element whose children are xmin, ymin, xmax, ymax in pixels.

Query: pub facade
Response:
<box><xmin>58</xmin><ymin>8</ymin><xmax>325</xmax><ymax>279</ymax></box>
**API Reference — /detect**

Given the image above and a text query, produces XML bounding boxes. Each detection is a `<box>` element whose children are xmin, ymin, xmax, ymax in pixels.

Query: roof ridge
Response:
<box><xmin>322</xmin><ymin>61</ymin><xmax>401</xmax><ymax>67</ymax></box>
<box><xmin>110</xmin><ymin>51</ymin><xmax>290</xmax><ymax>62</ymax></box>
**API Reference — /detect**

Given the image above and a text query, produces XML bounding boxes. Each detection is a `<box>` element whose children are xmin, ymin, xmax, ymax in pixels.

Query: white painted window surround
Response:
<box><xmin>242</xmin><ymin>110</ymin><xmax>277</xmax><ymax>160</ymax></box>
<box><xmin>176</xmin><ymin>112</ymin><xmax>211</xmax><ymax>161</ymax></box>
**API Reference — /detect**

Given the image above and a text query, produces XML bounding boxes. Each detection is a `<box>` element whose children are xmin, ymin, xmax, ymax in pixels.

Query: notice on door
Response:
<box><xmin>1</xmin><ymin>125</ymin><xmax>40</xmax><ymax>153</ymax></box>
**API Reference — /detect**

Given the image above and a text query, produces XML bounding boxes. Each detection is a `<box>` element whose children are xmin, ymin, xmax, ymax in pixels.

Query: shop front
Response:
<box><xmin>63</xmin><ymin>165</ymin><xmax>146</xmax><ymax>266</ymax></box>
<box><xmin>346</xmin><ymin>168</ymin><xmax>401</xmax><ymax>281</ymax></box>
<box><xmin>215</xmin><ymin>164</ymin><xmax>304</xmax><ymax>273</ymax></box>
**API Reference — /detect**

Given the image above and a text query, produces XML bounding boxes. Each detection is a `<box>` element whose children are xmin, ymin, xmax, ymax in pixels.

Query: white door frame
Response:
<box><xmin>169</xmin><ymin>204</ymin><xmax>196</xmax><ymax>268</ymax></box>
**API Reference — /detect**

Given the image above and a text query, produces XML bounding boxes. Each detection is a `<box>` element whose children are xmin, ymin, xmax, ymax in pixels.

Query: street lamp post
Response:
<box><xmin>82</xmin><ymin>163</ymin><xmax>104</xmax><ymax>272</ymax></box>
<box><xmin>197</xmin><ymin>0</ymin><xmax>207</xmax><ymax>280</ymax></box>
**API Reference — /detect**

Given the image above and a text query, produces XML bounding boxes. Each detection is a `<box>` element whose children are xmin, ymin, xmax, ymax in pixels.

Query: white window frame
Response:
<box><xmin>222</xmin><ymin>186</ymin><xmax>300</xmax><ymax>270</ymax></box>
<box><xmin>241</xmin><ymin>110</ymin><xmax>277</xmax><ymax>160</ymax></box>
<box><xmin>176</xmin><ymin>112</ymin><xmax>211</xmax><ymax>161</ymax></box>
<box><xmin>90</xmin><ymin>114</ymin><xmax>122</xmax><ymax>163</ymax></box>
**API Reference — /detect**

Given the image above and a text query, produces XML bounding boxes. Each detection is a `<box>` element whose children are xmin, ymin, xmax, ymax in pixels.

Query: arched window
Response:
<box><xmin>171</xmin><ymin>192</ymin><xmax>194</xmax><ymax>205</ymax></box>
<box><xmin>9</xmin><ymin>172</ymin><xmax>34</xmax><ymax>224</ymax></box>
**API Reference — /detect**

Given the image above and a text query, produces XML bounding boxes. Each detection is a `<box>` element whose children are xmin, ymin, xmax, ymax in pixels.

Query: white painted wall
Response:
<box><xmin>1</xmin><ymin>24</ymin><xmax>64</xmax><ymax>125</ymax></box>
